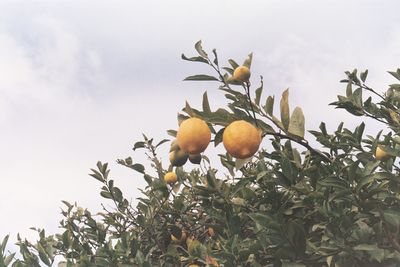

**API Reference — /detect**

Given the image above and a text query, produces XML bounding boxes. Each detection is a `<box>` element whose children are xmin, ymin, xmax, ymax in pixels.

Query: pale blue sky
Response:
<box><xmin>1</xmin><ymin>0</ymin><xmax>399</xmax><ymax>246</ymax></box>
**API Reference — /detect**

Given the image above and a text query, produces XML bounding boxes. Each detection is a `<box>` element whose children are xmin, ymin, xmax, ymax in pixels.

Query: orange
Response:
<box><xmin>177</xmin><ymin>118</ymin><xmax>211</xmax><ymax>154</ymax></box>
<box><xmin>223</xmin><ymin>120</ymin><xmax>261</xmax><ymax>159</ymax></box>
<box><xmin>233</xmin><ymin>66</ymin><xmax>251</xmax><ymax>83</ymax></box>
<box><xmin>164</xmin><ymin>172</ymin><xmax>178</xmax><ymax>184</ymax></box>
<box><xmin>375</xmin><ymin>146</ymin><xmax>391</xmax><ymax>161</ymax></box>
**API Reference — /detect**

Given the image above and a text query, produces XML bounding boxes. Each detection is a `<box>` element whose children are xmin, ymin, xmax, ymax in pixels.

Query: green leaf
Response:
<box><xmin>346</xmin><ymin>82</ymin><xmax>353</xmax><ymax>98</ymax></box>
<box><xmin>183</xmin><ymin>75</ymin><xmax>219</xmax><ymax>81</ymax></box>
<box><xmin>287</xmin><ymin>221</ymin><xmax>306</xmax><ymax>256</ymax></box>
<box><xmin>214</xmin><ymin>128</ymin><xmax>224</xmax><ymax>147</ymax></box>
<box><xmin>131</xmin><ymin>163</ymin><xmax>145</xmax><ymax>174</ymax></box>
<box><xmin>89</xmin><ymin>169</ymin><xmax>103</xmax><ymax>182</ymax></box>
<box><xmin>254</xmin><ymin>78</ymin><xmax>263</xmax><ymax>106</ymax></box>
<box><xmin>194</xmin><ymin>40</ymin><xmax>208</xmax><ymax>58</ymax></box>
<box><xmin>212</xmin><ymin>48</ymin><xmax>218</xmax><ymax>65</ymax></box>
<box><xmin>288</xmin><ymin>107</ymin><xmax>305</xmax><ymax>138</ymax></box>
<box><xmin>1</xmin><ymin>235</ymin><xmax>9</xmax><ymax>254</ymax></box>
<box><xmin>265</xmin><ymin>96</ymin><xmax>274</xmax><ymax>116</ymax></box>
<box><xmin>167</xmin><ymin>129</ymin><xmax>177</xmax><ymax>137</ymax></box>
<box><xmin>155</xmin><ymin>139</ymin><xmax>169</xmax><ymax>148</ymax></box>
<box><xmin>280</xmin><ymin>89</ymin><xmax>290</xmax><ymax>130</ymax></box>
<box><xmin>360</xmin><ymin>69</ymin><xmax>368</xmax><ymax>82</ymax></box>
<box><xmin>206</xmin><ymin>170</ymin><xmax>217</xmax><ymax>189</ymax></box>
<box><xmin>202</xmin><ymin>91</ymin><xmax>211</xmax><ymax>114</ymax></box>
<box><xmin>243</xmin><ymin>53</ymin><xmax>253</xmax><ymax>68</ymax></box>
<box><xmin>388</xmin><ymin>70</ymin><xmax>400</xmax><ymax>81</ymax></box>
<box><xmin>281</xmin><ymin>156</ymin><xmax>296</xmax><ymax>184</ymax></box>
<box><xmin>4</xmin><ymin>253</ymin><xmax>15</xmax><ymax>266</ymax></box>
<box><xmin>353</xmin><ymin>87</ymin><xmax>363</xmax><ymax>107</ymax></box>
<box><xmin>383</xmin><ymin>209</ymin><xmax>400</xmax><ymax>228</ymax></box>
<box><xmin>100</xmin><ymin>191</ymin><xmax>112</xmax><ymax>199</ymax></box>
<box><xmin>38</xmin><ymin>244</ymin><xmax>51</xmax><ymax>266</ymax></box>
<box><xmin>318</xmin><ymin>176</ymin><xmax>350</xmax><ymax>191</ymax></box>
<box><xmin>248</xmin><ymin>213</ymin><xmax>275</xmax><ymax>229</ymax></box>
<box><xmin>235</xmin><ymin>157</ymin><xmax>251</xmax><ymax>170</ymax></box>
<box><xmin>181</xmin><ymin>54</ymin><xmax>208</xmax><ymax>64</ymax></box>
<box><xmin>133</xmin><ymin>141</ymin><xmax>145</xmax><ymax>151</ymax></box>
<box><xmin>228</xmin><ymin>59</ymin><xmax>239</xmax><ymax>69</ymax></box>
<box><xmin>222</xmin><ymin>67</ymin><xmax>234</xmax><ymax>75</ymax></box>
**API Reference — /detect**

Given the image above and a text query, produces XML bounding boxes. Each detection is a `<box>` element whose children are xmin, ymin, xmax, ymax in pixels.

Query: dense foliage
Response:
<box><xmin>2</xmin><ymin>42</ymin><xmax>400</xmax><ymax>267</ymax></box>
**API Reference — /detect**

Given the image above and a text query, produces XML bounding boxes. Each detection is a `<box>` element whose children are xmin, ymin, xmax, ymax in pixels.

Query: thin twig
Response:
<box><xmin>263</xmin><ymin>131</ymin><xmax>333</xmax><ymax>163</ymax></box>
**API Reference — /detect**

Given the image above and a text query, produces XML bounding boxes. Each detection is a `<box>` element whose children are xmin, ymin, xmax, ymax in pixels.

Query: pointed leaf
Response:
<box><xmin>243</xmin><ymin>53</ymin><xmax>253</xmax><ymax>68</ymax></box>
<box><xmin>212</xmin><ymin>49</ymin><xmax>218</xmax><ymax>66</ymax></box>
<box><xmin>288</xmin><ymin>107</ymin><xmax>305</xmax><ymax>138</ymax></box>
<box><xmin>202</xmin><ymin>91</ymin><xmax>211</xmax><ymax>114</ymax></box>
<box><xmin>167</xmin><ymin>129</ymin><xmax>177</xmax><ymax>137</ymax></box>
<box><xmin>181</xmin><ymin>54</ymin><xmax>208</xmax><ymax>64</ymax></box>
<box><xmin>214</xmin><ymin>128</ymin><xmax>224</xmax><ymax>147</ymax></box>
<box><xmin>388</xmin><ymin>70</ymin><xmax>400</xmax><ymax>81</ymax></box>
<box><xmin>235</xmin><ymin>157</ymin><xmax>252</xmax><ymax>170</ymax></box>
<box><xmin>131</xmin><ymin>163</ymin><xmax>145</xmax><ymax>174</ymax></box>
<box><xmin>184</xmin><ymin>75</ymin><xmax>218</xmax><ymax>81</ymax></box>
<box><xmin>255</xmin><ymin>78</ymin><xmax>263</xmax><ymax>106</ymax></box>
<box><xmin>228</xmin><ymin>59</ymin><xmax>239</xmax><ymax>69</ymax></box>
<box><xmin>265</xmin><ymin>96</ymin><xmax>274</xmax><ymax>116</ymax></box>
<box><xmin>360</xmin><ymin>69</ymin><xmax>368</xmax><ymax>82</ymax></box>
<box><xmin>280</xmin><ymin>89</ymin><xmax>290</xmax><ymax>130</ymax></box>
<box><xmin>1</xmin><ymin>235</ymin><xmax>9</xmax><ymax>254</ymax></box>
<box><xmin>194</xmin><ymin>40</ymin><xmax>208</xmax><ymax>58</ymax></box>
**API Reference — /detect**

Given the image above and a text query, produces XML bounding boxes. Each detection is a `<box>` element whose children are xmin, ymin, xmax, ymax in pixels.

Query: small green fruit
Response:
<box><xmin>169</xmin><ymin>149</ymin><xmax>188</xmax><ymax>166</ymax></box>
<box><xmin>188</xmin><ymin>153</ymin><xmax>202</xmax><ymax>164</ymax></box>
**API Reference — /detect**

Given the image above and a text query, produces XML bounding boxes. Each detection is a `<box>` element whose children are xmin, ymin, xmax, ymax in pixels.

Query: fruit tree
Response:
<box><xmin>2</xmin><ymin>41</ymin><xmax>400</xmax><ymax>266</ymax></box>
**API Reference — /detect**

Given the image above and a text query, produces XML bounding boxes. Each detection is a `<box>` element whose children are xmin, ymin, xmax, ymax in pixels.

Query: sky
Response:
<box><xmin>1</xmin><ymin>0</ymin><xmax>400</xmax><ymax>251</ymax></box>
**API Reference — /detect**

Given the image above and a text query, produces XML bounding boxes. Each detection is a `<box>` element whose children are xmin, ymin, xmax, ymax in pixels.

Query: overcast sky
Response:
<box><xmin>1</xmin><ymin>0</ymin><xmax>400</xmax><ymax>248</ymax></box>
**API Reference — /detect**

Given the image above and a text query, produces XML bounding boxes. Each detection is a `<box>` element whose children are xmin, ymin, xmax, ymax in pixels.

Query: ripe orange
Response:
<box><xmin>177</xmin><ymin>118</ymin><xmax>211</xmax><ymax>154</ymax></box>
<box><xmin>375</xmin><ymin>146</ymin><xmax>391</xmax><ymax>161</ymax></box>
<box><xmin>164</xmin><ymin>172</ymin><xmax>178</xmax><ymax>184</ymax></box>
<box><xmin>223</xmin><ymin>120</ymin><xmax>261</xmax><ymax>159</ymax></box>
<box><xmin>233</xmin><ymin>66</ymin><xmax>251</xmax><ymax>83</ymax></box>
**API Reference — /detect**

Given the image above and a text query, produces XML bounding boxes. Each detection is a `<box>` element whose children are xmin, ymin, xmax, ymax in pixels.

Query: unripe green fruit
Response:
<box><xmin>169</xmin><ymin>150</ymin><xmax>188</xmax><ymax>166</ymax></box>
<box><xmin>188</xmin><ymin>153</ymin><xmax>202</xmax><ymax>164</ymax></box>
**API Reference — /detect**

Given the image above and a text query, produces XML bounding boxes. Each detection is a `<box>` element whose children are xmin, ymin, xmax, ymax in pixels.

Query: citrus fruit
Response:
<box><xmin>223</xmin><ymin>120</ymin><xmax>261</xmax><ymax>159</ymax></box>
<box><xmin>177</xmin><ymin>118</ymin><xmax>211</xmax><ymax>154</ymax></box>
<box><xmin>208</xmin><ymin>227</ymin><xmax>214</xmax><ymax>237</ymax></box>
<box><xmin>188</xmin><ymin>265</ymin><xmax>200</xmax><ymax>267</ymax></box>
<box><xmin>169</xmin><ymin>149</ymin><xmax>188</xmax><ymax>167</ymax></box>
<box><xmin>188</xmin><ymin>153</ymin><xmax>202</xmax><ymax>164</ymax></box>
<box><xmin>233</xmin><ymin>66</ymin><xmax>251</xmax><ymax>83</ymax></box>
<box><xmin>164</xmin><ymin>172</ymin><xmax>178</xmax><ymax>184</ymax></box>
<box><xmin>171</xmin><ymin>230</ymin><xmax>187</xmax><ymax>243</ymax></box>
<box><xmin>375</xmin><ymin>146</ymin><xmax>391</xmax><ymax>161</ymax></box>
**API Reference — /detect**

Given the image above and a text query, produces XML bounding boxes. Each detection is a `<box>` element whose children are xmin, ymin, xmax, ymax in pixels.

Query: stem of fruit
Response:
<box><xmin>244</xmin><ymin>81</ymin><xmax>258</xmax><ymax>127</ymax></box>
